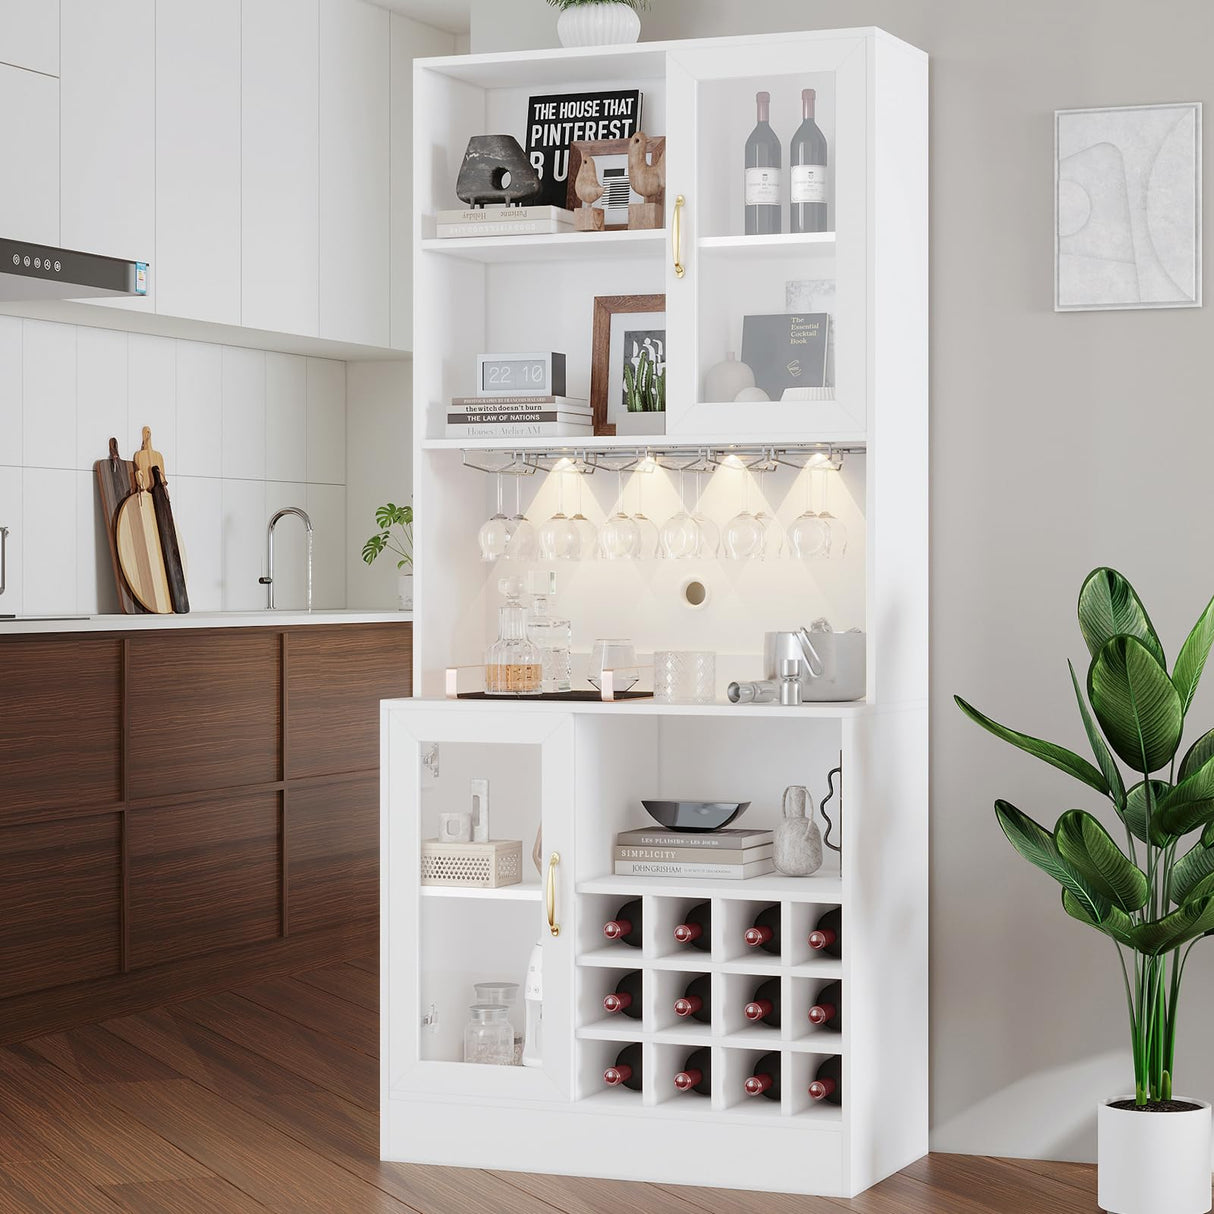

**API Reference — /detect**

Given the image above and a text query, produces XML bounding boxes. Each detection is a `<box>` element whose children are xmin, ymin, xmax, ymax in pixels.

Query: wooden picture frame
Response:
<box><xmin>591</xmin><ymin>294</ymin><xmax>666</xmax><ymax>436</ymax></box>
<box><xmin>567</xmin><ymin>137</ymin><xmax>666</xmax><ymax>231</ymax></box>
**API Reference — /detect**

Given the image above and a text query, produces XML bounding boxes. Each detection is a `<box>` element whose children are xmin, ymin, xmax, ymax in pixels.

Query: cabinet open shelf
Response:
<box><xmin>698</xmin><ymin>232</ymin><xmax>837</xmax><ymax>256</ymax></box>
<box><xmin>419</xmin><ymin>881</ymin><xmax>543</xmax><ymax>901</ymax></box>
<box><xmin>577</xmin><ymin>870</ymin><xmax>844</xmax><ymax>901</ymax></box>
<box><xmin>420</xmin><ymin>228</ymin><xmax>665</xmax><ymax>265</ymax></box>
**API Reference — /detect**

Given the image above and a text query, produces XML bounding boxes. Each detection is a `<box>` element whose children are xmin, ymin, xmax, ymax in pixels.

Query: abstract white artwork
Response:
<box><xmin>1055</xmin><ymin>103</ymin><xmax>1201</xmax><ymax>310</ymax></box>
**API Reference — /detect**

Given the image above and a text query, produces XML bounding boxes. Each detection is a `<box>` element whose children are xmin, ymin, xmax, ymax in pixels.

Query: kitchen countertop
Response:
<box><xmin>0</xmin><ymin>610</ymin><xmax>413</xmax><ymax>635</ymax></box>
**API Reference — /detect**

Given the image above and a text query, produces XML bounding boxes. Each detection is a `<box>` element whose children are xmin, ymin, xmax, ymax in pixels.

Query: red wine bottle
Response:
<box><xmin>808</xmin><ymin>907</ymin><xmax>842</xmax><ymax>957</ymax></box>
<box><xmin>674</xmin><ymin>1047</ymin><xmax>712</xmax><ymax>1096</ymax></box>
<box><xmin>790</xmin><ymin>87</ymin><xmax>829</xmax><ymax>233</ymax></box>
<box><xmin>743</xmin><ymin>977</ymin><xmax>782</xmax><ymax>1027</ymax></box>
<box><xmin>745</xmin><ymin>91</ymin><xmax>782</xmax><ymax>236</ymax></box>
<box><xmin>673</xmin><ymin>974</ymin><xmax>713</xmax><ymax>1024</ymax></box>
<box><xmin>745</xmin><ymin>1051</ymin><xmax>782</xmax><ymax>1100</ymax></box>
<box><xmin>808</xmin><ymin>980</ymin><xmax>842</xmax><ymax>1030</ymax></box>
<box><xmin>744</xmin><ymin>904</ymin><xmax>780</xmax><ymax>954</ymax></box>
<box><xmin>809</xmin><ymin>1055</ymin><xmax>842</xmax><ymax>1105</ymax></box>
<box><xmin>673</xmin><ymin>901</ymin><xmax>712</xmax><ymax>950</ymax></box>
<box><xmin>602</xmin><ymin>970</ymin><xmax>643</xmax><ymax>1019</ymax></box>
<box><xmin>603</xmin><ymin>1042</ymin><xmax>643</xmax><ymax>1091</ymax></box>
<box><xmin>603</xmin><ymin>899</ymin><xmax>643</xmax><ymax>947</ymax></box>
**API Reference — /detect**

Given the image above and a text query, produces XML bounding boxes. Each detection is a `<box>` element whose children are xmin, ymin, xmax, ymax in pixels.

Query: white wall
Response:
<box><xmin>469</xmin><ymin>0</ymin><xmax>1214</xmax><ymax>1166</ymax></box>
<box><xmin>0</xmin><ymin>317</ymin><xmax>347</xmax><ymax>615</ymax></box>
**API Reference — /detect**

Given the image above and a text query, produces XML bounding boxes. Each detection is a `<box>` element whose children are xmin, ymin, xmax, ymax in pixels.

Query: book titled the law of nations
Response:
<box><xmin>613</xmin><ymin>858</ymin><xmax>777</xmax><ymax>880</ymax></box>
<box><xmin>616</xmin><ymin>826</ymin><xmax>774</xmax><ymax>850</ymax></box>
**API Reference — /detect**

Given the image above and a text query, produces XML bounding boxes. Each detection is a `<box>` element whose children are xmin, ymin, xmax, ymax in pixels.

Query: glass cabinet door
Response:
<box><xmin>664</xmin><ymin>34</ymin><xmax>871</xmax><ymax>440</ymax></box>
<box><xmin>383</xmin><ymin>708</ymin><xmax>574</xmax><ymax>1104</ymax></box>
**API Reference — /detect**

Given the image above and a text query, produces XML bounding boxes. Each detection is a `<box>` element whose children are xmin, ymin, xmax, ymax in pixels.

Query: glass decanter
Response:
<box><xmin>527</xmin><ymin>571</ymin><xmax>572</xmax><ymax>694</ymax></box>
<box><xmin>485</xmin><ymin>576</ymin><xmax>542</xmax><ymax>696</ymax></box>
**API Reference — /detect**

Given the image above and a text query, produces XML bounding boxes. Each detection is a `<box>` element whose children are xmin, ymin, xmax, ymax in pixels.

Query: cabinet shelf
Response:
<box><xmin>698</xmin><ymin>232</ymin><xmax>837</xmax><ymax>257</ymax></box>
<box><xmin>402</xmin><ymin>696</ymin><xmax>868</xmax><ymax>721</ymax></box>
<box><xmin>577</xmin><ymin>869</ymin><xmax>844</xmax><ymax>902</ymax></box>
<box><xmin>419</xmin><ymin>881</ymin><xmax>542</xmax><ymax>902</ymax></box>
<box><xmin>420</xmin><ymin>228</ymin><xmax>665</xmax><ymax>265</ymax></box>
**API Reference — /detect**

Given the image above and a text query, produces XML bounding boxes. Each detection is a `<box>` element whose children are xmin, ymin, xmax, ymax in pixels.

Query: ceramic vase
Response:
<box><xmin>557</xmin><ymin>3</ymin><xmax>642</xmax><ymax>47</ymax></box>
<box><xmin>704</xmin><ymin>352</ymin><xmax>756</xmax><ymax>402</ymax></box>
<box><xmin>1098</xmin><ymin>1098</ymin><xmax>1212</xmax><ymax>1214</ymax></box>
<box><xmin>773</xmin><ymin>785</ymin><xmax>823</xmax><ymax>876</ymax></box>
<box><xmin>398</xmin><ymin>571</ymin><xmax>413</xmax><ymax>611</ymax></box>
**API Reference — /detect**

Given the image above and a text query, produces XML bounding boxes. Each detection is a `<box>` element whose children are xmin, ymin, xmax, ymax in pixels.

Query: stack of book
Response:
<box><xmin>434</xmin><ymin>205</ymin><xmax>575</xmax><ymax>239</ymax></box>
<box><xmin>446</xmin><ymin>395</ymin><xmax>593</xmax><ymax>439</ymax></box>
<box><xmin>613</xmin><ymin>826</ymin><xmax>775</xmax><ymax>880</ymax></box>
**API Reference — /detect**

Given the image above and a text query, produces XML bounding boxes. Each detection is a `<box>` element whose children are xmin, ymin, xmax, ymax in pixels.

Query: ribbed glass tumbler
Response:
<box><xmin>654</xmin><ymin>651</ymin><xmax>716</xmax><ymax>704</ymax></box>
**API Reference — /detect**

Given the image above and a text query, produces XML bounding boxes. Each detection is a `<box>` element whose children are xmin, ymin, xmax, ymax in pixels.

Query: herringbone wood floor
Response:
<box><xmin>0</xmin><ymin>951</ymin><xmax>1100</xmax><ymax>1212</ymax></box>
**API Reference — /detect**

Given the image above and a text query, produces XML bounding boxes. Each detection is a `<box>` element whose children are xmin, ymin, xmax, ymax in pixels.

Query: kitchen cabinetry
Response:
<box><xmin>0</xmin><ymin>65</ymin><xmax>58</xmax><ymax>246</ymax></box>
<box><xmin>0</xmin><ymin>620</ymin><xmax>411</xmax><ymax>1044</ymax></box>
<box><xmin>385</xmin><ymin>28</ymin><xmax>927</xmax><ymax>1199</ymax></box>
<box><xmin>60</xmin><ymin>0</ymin><xmax>156</xmax><ymax>312</ymax></box>
<box><xmin>0</xmin><ymin>0</ymin><xmax>59</xmax><ymax>75</ymax></box>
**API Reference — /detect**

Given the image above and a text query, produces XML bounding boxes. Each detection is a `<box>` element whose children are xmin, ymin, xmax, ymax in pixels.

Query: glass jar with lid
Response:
<box><xmin>463</xmin><ymin>1003</ymin><xmax>515</xmax><ymax>1065</ymax></box>
<box><xmin>474</xmin><ymin>981</ymin><xmax>522</xmax><ymax>1065</ymax></box>
<box><xmin>485</xmin><ymin>576</ymin><xmax>542</xmax><ymax>696</ymax></box>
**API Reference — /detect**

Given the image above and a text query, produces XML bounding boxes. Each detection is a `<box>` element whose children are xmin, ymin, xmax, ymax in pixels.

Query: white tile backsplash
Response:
<box><xmin>0</xmin><ymin>319</ymin><xmax>349</xmax><ymax>615</ymax></box>
<box><xmin>23</xmin><ymin>321</ymin><xmax>76</xmax><ymax>469</ymax></box>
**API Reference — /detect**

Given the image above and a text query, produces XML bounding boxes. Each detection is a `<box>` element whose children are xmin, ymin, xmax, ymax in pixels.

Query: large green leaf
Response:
<box><xmin>1078</xmin><ymin>568</ymin><xmax>1166</xmax><ymax>668</ymax></box>
<box><xmin>1183</xmin><ymin>872</ymin><xmax>1214</xmax><ymax>906</ymax></box>
<box><xmin>956</xmin><ymin>697</ymin><xmax>1109</xmax><ymax>795</ymax></box>
<box><xmin>1069</xmin><ymin>660</ymin><xmax>1125</xmax><ymax>808</ymax></box>
<box><xmin>1055</xmin><ymin>810</ymin><xmax>1149</xmax><ymax>912</ymax></box>
<box><xmin>1172</xmin><ymin>839</ymin><xmax>1214</xmax><ymax>905</ymax></box>
<box><xmin>1131</xmin><ymin>896</ymin><xmax>1214</xmax><ymax>955</ymax></box>
<box><xmin>1088</xmin><ymin>636</ymin><xmax>1184</xmax><ymax>773</ymax></box>
<box><xmin>994</xmin><ymin>800</ymin><xmax>1111</xmax><ymax>921</ymax></box>
<box><xmin>1172</xmin><ymin>594</ymin><xmax>1214</xmax><ymax>714</ymax></box>
<box><xmin>1062</xmin><ymin>889</ymin><xmax>1138</xmax><ymax>947</ymax></box>
<box><xmin>1124</xmin><ymin>780</ymin><xmax>1171</xmax><ymax>846</ymax></box>
<box><xmin>1156</xmin><ymin>754</ymin><xmax>1214</xmax><ymax>839</ymax></box>
<box><xmin>1179</xmin><ymin>729</ymin><xmax>1214</xmax><ymax>783</ymax></box>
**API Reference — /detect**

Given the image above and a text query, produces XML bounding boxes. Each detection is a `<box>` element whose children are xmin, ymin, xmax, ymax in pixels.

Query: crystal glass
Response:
<box><xmin>485</xmin><ymin>576</ymin><xmax>542</xmax><ymax>696</ymax></box>
<box><xmin>817</xmin><ymin>469</ymin><xmax>849</xmax><ymax>558</ymax></box>
<box><xmin>631</xmin><ymin>466</ymin><xmax>660</xmax><ymax>559</ymax></box>
<box><xmin>478</xmin><ymin>473</ymin><xmax>514</xmax><ymax>562</ymax></box>
<box><xmin>505</xmin><ymin>475</ymin><xmax>537</xmax><ymax>561</ymax></box>
<box><xmin>692</xmin><ymin>467</ymin><xmax>720</xmax><ymax>558</ymax></box>
<box><xmin>588</xmin><ymin>638</ymin><xmax>638</xmax><ymax>694</ymax></box>
<box><xmin>659</xmin><ymin>469</ymin><xmax>702</xmax><ymax>560</ymax></box>
<box><xmin>527</xmin><ymin>570</ymin><xmax>572</xmax><ymax>694</ymax></box>
<box><xmin>723</xmin><ymin>466</ymin><xmax>765</xmax><ymax>560</ymax></box>
<box><xmin>537</xmin><ymin>468</ymin><xmax>581</xmax><ymax>561</ymax></box>
<box><xmin>599</xmin><ymin>468</ymin><xmax>640</xmax><ymax>561</ymax></box>
<box><xmin>654</xmin><ymin>650</ymin><xmax>716</xmax><ymax>704</ymax></box>
<box><xmin>464</xmin><ymin>1003</ymin><xmax>515</xmax><ymax>1066</ymax></box>
<box><xmin>788</xmin><ymin>467</ymin><xmax>830</xmax><ymax>560</ymax></box>
<box><xmin>571</xmin><ymin>471</ymin><xmax>598</xmax><ymax>561</ymax></box>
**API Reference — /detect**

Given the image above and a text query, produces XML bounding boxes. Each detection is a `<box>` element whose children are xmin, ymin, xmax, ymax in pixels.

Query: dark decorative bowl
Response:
<box><xmin>641</xmin><ymin>800</ymin><xmax>750</xmax><ymax>831</ymax></box>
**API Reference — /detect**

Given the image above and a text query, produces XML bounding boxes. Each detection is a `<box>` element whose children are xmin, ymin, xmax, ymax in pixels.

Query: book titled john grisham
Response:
<box><xmin>525</xmin><ymin>90</ymin><xmax>643</xmax><ymax>207</ymax></box>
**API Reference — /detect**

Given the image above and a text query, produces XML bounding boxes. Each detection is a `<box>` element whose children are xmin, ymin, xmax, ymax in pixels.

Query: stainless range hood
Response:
<box><xmin>0</xmin><ymin>237</ymin><xmax>148</xmax><ymax>302</ymax></box>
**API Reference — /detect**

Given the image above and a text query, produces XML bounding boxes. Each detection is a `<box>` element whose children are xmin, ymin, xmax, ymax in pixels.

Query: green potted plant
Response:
<box><xmin>362</xmin><ymin>502</ymin><xmax>414</xmax><ymax>611</ymax></box>
<box><xmin>957</xmin><ymin>568</ymin><xmax>1214</xmax><ymax>1214</ymax></box>
<box><xmin>619</xmin><ymin>345</ymin><xmax>666</xmax><ymax>435</ymax></box>
<box><xmin>546</xmin><ymin>0</ymin><xmax>649</xmax><ymax>48</ymax></box>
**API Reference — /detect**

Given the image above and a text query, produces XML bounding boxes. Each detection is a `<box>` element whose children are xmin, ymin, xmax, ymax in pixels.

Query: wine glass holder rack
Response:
<box><xmin>458</xmin><ymin>443</ymin><xmax>860</xmax><ymax>476</ymax></box>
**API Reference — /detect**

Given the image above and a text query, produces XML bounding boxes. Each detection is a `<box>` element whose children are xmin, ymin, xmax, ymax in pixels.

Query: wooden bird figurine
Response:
<box><xmin>627</xmin><ymin>131</ymin><xmax>665</xmax><ymax>230</ymax></box>
<box><xmin>574</xmin><ymin>154</ymin><xmax>605</xmax><ymax>230</ymax></box>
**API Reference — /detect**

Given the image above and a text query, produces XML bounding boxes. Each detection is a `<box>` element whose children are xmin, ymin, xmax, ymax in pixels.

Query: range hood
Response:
<box><xmin>0</xmin><ymin>237</ymin><xmax>148</xmax><ymax>302</ymax></box>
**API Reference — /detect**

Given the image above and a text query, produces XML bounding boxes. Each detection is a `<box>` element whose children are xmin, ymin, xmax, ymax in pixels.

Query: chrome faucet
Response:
<box><xmin>260</xmin><ymin>507</ymin><xmax>313</xmax><ymax>611</ymax></box>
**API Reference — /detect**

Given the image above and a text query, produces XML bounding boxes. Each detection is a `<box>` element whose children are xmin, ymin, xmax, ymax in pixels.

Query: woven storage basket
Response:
<box><xmin>420</xmin><ymin>839</ymin><xmax>523</xmax><ymax>888</ymax></box>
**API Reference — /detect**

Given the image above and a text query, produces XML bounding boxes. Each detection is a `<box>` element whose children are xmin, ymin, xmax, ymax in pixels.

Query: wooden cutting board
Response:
<box><xmin>116</xmin><ymin>485</ymin><xmax>173</xmax><ymax>613</ymax></box>
<box><xmin>151</xmin><ymin>465</ymin><xmax>190</xmax><ymax>613</ymax></box>
<box><xmin>95</xmin><ymin>437</ymin><xmax>148</xmax><ymax>615</ymax></box>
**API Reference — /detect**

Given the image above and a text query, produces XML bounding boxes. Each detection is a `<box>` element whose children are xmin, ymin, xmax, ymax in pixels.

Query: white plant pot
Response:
<box><xmin>397</xmin><ymin>571</ymin><xmax>413</xmax><ymax>612</ymax></box>
<box><xmin>616</xmin><ymin>411</ymin><xmax>665</xmax><ymax>436</ymax></box>
<box><xmin>557</xmin><ymin>3</ymin><xmax>641</xmax><ymax>47</ymax></box>
<box><xmin>1098</xmin><ymin>1097</ymin><xmax>1212</xmax><ymax>1214</ymax></box>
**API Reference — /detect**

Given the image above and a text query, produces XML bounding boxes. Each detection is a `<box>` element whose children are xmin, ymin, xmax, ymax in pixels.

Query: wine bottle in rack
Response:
<box><xmin>673</xmin><ymin>974</ymin><xmax>713</xmax><ymax>1024</ymax></box>
<box><xmin>809</xmin><ymin>1055</ymin><xmax>842</xmax><ymax>1105</ymax></box>
<box><xmin>744</xmin><ymin>91</ymin><xmax>782</xmax><ymax>236</ymax></box>
<box><xmin>673</xmin><ymin>1047</ymin><xmax>712</xmax><ymax>1096</ymax></box>
<box><xmin>808</xmin><ymin>907</ymin><xmax>842</xmax><ymax>957</ymax></box>
<box><xmin>673</xmin><ymin>902</ymin><xmax>712</xmax><ymax>950</ymax></box>
<box><xmin>808</xmin><ymin>980</ymin><xmax>842</xmax><ymax>1030</ymax></box>
<box><xmin>744</xmin><ymin>1051</ymin><xmax>782</xmax><ymax>1100</ymax></box>
<box><xmin>602</xmin><ymin>970</ymin><xmax>643</xmax><ymax>1019</ymax></box>
<box><xmin>603</xmin><ymin>1043</ymin><xmax>644</xmax><ymax>1091</ymax></box>
<box><xmin>743</xmin><ymin>977</ymin><xmax>782</xmax><ymax>1027</ymax></box>
<box><xmin>790</xmin><ymin>87</ymin><xmax>829</xmax><ymax>233</ymax></box>
<box><xmin>743</xmin><ymin>904</ymin><xmax>781</xmax><ymax>954</ymax></box>
<box><xmin>603</xmin><ymin>899</ymin><xmax>643</xmax><ymax>947</ymax></box>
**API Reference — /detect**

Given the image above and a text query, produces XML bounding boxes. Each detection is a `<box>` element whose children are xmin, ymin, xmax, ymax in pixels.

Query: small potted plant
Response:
<box><xmin>362</xmin><ymin>502</ymin><xmax>414</xmax><ymax>611</ymax></box>
<box><xmin>546</xmin><ymin>0</ymin><xmax>649</xmax><ymax>48</ymax></box>
<box><xmin>957</xmin><ymin>568</ymin><xmax>1214</xmax><ymax>1214</ymax></box>
<box><xmin>618</xmin><ymin>345</ymin><xmax>666</xmax><ymax>435</ymax></box>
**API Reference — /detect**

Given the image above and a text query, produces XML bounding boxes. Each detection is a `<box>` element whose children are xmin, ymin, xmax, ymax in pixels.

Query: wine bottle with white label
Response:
<box><xmin>745</xmin><ymin>91</ymin><xmax>782</xmax><ymax>235</ymax></box>
<box><xmin>790</xmin><ymin>88</ymin><xmax>829</xmax><ymax>233</ymax></box>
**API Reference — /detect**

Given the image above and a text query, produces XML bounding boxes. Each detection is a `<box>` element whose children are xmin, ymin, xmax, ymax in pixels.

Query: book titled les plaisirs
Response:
<box><xmin>616</xmin><ymin>827</ymin><xmax>774</xmax><ymax>850</ymax></box>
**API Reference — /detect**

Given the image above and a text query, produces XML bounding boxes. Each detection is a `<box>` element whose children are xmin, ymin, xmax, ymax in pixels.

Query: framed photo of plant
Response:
<box><xmin>591</xmin><ymin>293</ymin><xmax>666</xmax><ymax>435</ymax></box>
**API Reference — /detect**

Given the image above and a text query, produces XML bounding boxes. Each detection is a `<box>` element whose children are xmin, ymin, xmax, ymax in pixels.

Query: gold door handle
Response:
<box><xmin>546</xmin><ymin>852</ymin><xmax>561</xmax><ymax>937</ymax></box>
<box><xmin>672</xmin><ymin>194</ymin><xmax>686</xmax><ymax>279</ymax></box>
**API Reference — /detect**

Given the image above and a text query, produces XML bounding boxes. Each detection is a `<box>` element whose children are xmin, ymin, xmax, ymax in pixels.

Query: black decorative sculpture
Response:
<box><xmin>456</xmin><ymin>135</ymin><xmax>543</xmax><ymax>208</ymax></box>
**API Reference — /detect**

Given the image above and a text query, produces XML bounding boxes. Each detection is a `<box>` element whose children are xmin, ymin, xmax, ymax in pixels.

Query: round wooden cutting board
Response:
<box><xmin>116</xmin><ymin>489</ymin><xmax>173</xmax><ymax>613</ymax></box>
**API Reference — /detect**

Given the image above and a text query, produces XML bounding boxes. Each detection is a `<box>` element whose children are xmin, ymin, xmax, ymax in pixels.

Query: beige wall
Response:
<box><xmin>471</xmin><ymin>0</ymin><xmax>1214</xmax><ymax>1164</ymax></box>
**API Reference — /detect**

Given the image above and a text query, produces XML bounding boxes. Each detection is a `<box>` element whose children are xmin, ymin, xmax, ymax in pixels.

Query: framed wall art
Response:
<box><xmin>591</xmin><ymin>294</ymin><xmax>666</xmax><ymax>435</ymax></box>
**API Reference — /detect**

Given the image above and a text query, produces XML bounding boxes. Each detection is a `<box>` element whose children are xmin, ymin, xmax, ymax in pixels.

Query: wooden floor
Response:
<box><xmin>0</xmin><ymin>950</ymin><xmax>1100</xmax><ymax>1213</ymax></box>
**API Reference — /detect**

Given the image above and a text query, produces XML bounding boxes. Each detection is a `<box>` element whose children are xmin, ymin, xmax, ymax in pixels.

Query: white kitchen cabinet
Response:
<box><xmin>319</xmin><ymin>0</ymin><xmax>389</xmax><ymax>348</ymax></box>
<box><xmin>60</xmin><ymin>0</ymin><xmax>155</xmax><ymax>311</ymax></box>
<box><xmin>0</xmin><ymin>65</ymin><xmax>57</xmax><ymax>245</ymax></box>
<box><xmin>242</xmin><ymin>0</ymin><xmax>320</xmax><ymax>338</ymax></box>
<box><xmin>155</xmin><ymin>0</ymin><xmax>241</xmax><ymax>326</ymax></box>
<box><xmin>0</xmin><ymin>0</ymin><xmax>58</xmax><ymax>76</ymax></box>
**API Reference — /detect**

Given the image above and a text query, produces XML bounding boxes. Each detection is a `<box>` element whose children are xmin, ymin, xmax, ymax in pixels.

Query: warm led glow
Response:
<box><xmin>721</xmin><ymin>453</ymin><xmax>745</xmax><ymax>469</ymax></box>
<box><xmin>637</xmin><ymin>455</ymin><xmax>658</xmax><ymax>472</ymax></box>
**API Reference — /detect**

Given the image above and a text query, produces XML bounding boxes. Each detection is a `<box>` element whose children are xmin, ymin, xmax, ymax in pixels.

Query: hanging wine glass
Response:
<box><xmin>505</xmin><ymin>473</ymin><xmax>537</xmax><ymax>561</ymax></box>
<box><xmin>752</xmin><ymin>469</ymin><xmax>783</xmax><ymax>560</ymax></box>
<box><xmin>817</xmin><ymin>468</ymin><xmax>848</xmax><ymax>558</ymax></box>
<box><xmin>723</xmin><ymin>463</ymin><xmax>765</xmax><ymax>560</ymax></box>
<box><xmin>478</xmin><ymin>472</ymin><xmax>514</xmax><ymax>562</ymax></box>
<box><xmin>538</xmin><ymin>467</ymin><xmax>582</xmax><ymax>561</ymax></box>
<box><xmin>787</xmin><ymin>465</ymin><xmax>830</xmax><ymax>560</ymax></box>
<box><xmin>659</xmin><ymin>467</ymin><xmax>702</xmax><ymax>560</ymax></box>
<box><xmin>631</xmin><ymin>464</ymin><xmax>660</xmax><ymax>559</ymax></box>
<box><xmin>599</xmin><ymin>467</ymin><xmax>641</xmax><ymax>560</ymax></box>
<box><xmin>691</xmin><ymin>465</ymin><xmax>720</xmax><ymax>558</ymax></box>
<box><xmin>571</xmin><ymin>468</ymin><xmax>598</xmax><ymax>561</ymax></box>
